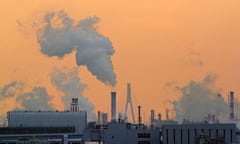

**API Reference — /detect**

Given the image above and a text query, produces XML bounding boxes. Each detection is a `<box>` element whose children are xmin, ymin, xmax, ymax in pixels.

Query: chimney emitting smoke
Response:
<box><xmin>111</xmin><ymin>92</ymin><xmax>117</xmax><ymax>122</ymax></box>
<box><xmin>229</xmin><ymin>91</ymin><xmax>234</xmax><ymax>120</ymax></box>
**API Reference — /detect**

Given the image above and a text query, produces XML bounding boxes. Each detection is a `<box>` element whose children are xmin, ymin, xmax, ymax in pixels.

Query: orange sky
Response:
<box><xmin>1</xmin><ymin>0</ymin><xmax>240</xmax><ymax>122</ymax></box>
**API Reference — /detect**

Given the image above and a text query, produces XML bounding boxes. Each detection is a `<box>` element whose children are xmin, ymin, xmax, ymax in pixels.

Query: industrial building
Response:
<box><xmin>8</xmin><ymin>111</ymin><xmax>87</xmax><ymax>134</ymax></box>
<box><xmin>0</xmin><ymin>84</ymin><xmax>239</xmax><ymax>144</ymax></box>
<box><xmin>0</xmin><ymin>98</ymin><xmax>86</xmax><ymax>144</ymax></box>
<box><xmin>162</xmin><ymin>123</ymin><xmax>236</xmax><ymax>144</ymax></box>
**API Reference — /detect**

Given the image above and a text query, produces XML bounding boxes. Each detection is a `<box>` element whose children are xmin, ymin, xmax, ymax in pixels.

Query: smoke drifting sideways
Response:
<box><xmin>0</xmin><ymin>81</ymin><xmax>53</xmax><ymax>125</ymax></box>
<box><xmin>37</xmin><ymin>10</ymin><xmax>116</xmax><ymax>86</ymax></box>
<box><xmin>16</xmin><ymin>87</ymin><xmax>53</xmax><ymax>111</ymax></box>
<box><xmin>168</xmin><ymin>74</ymin><xmax>240</xmax><ymax>123</ymax></box>
<box><xmin>51</xmin><ymin>68</ymin><xmax>96</xmax><ymax>121</ymax></box>
<box><xmin>0</xmin><ymin>82</ymin><xmax>53</xmax><ymax>111</ymax></box>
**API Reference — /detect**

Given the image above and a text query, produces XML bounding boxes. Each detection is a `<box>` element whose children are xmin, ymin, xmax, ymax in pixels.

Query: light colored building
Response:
<box><xmin>8</xmin><ymin>111</ymin><xmax>87</xmax><ymax>134</ymax></box>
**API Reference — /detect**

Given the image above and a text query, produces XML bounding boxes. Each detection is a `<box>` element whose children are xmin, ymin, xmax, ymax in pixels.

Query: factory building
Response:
<box><xmin>8</xmin><ymin>110</ymin><xmax>87</xmax><ymax>134</ymax></box>
<box><xmin>162</xmin><ymin>123</ymin><xmax>236</xmax><ymax>144</ymax></box>
<box><xmin>1</xmin><ymin>110</ymin><xmax>87</xmax><ymax>144</ymax></box>
<box><xmin>103</xmin><ymin>122</ymin><xmax>160</xmax><ymax>144</ymax></box>
<box><xmin>0</xmin><ymin>98</ymin><xmax>86</xmax><ymax>144</ymax></box>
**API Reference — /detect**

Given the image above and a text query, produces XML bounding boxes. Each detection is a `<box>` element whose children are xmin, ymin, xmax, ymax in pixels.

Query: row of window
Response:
<box><xmin>138</xmin><ymin>133</ymin><xmax>151</xmax><ymax>138</ymax></box>
<box><xmin>165</xmin><ymin>128</ymin><xmax>234</xmax><ymax>144</ymax></box>
<box><xmin>138</xmin><ymin>140</ymin><xmax>151</xmax><ymax>144</ymax></box>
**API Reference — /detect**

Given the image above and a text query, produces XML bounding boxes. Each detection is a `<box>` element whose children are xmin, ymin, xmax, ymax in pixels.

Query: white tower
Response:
<box><xmin>124</xmin><ymin>83</ymin><xmax>136</xmax><ymax>123</ymax></box>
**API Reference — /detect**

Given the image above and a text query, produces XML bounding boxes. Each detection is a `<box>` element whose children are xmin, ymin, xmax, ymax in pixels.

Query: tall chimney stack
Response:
<box><xmin>166</xmin><ymin>108</ymin><xmax>169</xmax><ymax>121</ymax></box>
<box><xmin>97</xmin><ymin>111</ymin><xmax>101</xmax><ymax>124</ymax></box>
<box><xmin>138</xmin><ymin>105</ymin><xmax>142</xmax><ymax>125</ymax></box>
<box><xmin>158</xmin><ymin>113</ymin><xmax>162</xmax><ymax>121</ymax></box>
<box><xmin>150</xmin><ymin>109</ymin><xmax>155</xmax><ymax>125</ymax></box>
<box><xmin>111</xmin><ymin>92</ymin><xmax>117</xmax><ymax>122</ymax></box>
<box><xmin>229</xmin><ymin>91</ymin><xmax>234</xmax><ymax>120</ymax></box>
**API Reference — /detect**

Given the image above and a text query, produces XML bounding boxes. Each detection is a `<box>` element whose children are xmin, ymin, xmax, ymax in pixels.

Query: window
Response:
<box><xmin>180</xmin><ymin>129</ymin><xmax>182</xmax><ymax>144</ymax></box>
<box><xmin>138</xmin><ymin>133</ymin><xmax>151</xmax><ymax>138</ymax></box>
<box><xmin>173</xmin><ymin>129</ymin><xmax>176</xmax><ymax>144</ymax></box>
<box><xmin>138</xmin><ymin>141</ymin><xmax>150</xmax><ymax>144</ymax></box>
<box><xmin>166</xmin><ymin>129</ymin><xmax>169</xmax><ymax>144</ymax></box>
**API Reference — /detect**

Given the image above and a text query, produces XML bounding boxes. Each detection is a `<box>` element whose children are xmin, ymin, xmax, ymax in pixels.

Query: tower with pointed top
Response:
<box><xmin>124</xmin><ymin>83</ymin><xmax>136</xmax><ymax>123</ymax></box>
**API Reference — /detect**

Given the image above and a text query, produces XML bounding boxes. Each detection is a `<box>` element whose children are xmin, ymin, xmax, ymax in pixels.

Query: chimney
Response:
<box><xmin>150</xmin><ymin>109</ymin><xmax>155</xmax><ymax>125</ymax></box>
<box><xmin>229</xmin><ymin>91</ymin><xmax>234</xmax><ymax>120</ymax></box>
<box><xmin>71</xmin><ymin>98</ymin><xmax>79</xmax><ymax>112</ymax></box>
<box><xmin>111</xmin><ymin>92</ymin><xmax>117</xmax><ymax>122</ymax></box>
<box><xmin>138</xmin><ymin>105</ymin><xmax>142</xmax><ymax>125</ymax></box>
<box><xmin>102</xmin><ymin>113</ymin><xmax>108</xmax><ymax>125</ymax></box>
<box><xmin>97</xmin><ymin>111</ymin><xmax>101</xmax><ymax>124</ymax></box>
<box><xmin>158</xmin><ymin>113</ymin><xmax>162</xmax><ymax>121</ymax></box>
<box><xmin>166</xmin><ymin>108</ymin><xmax>169</xmax><ymax>121</ymax></box>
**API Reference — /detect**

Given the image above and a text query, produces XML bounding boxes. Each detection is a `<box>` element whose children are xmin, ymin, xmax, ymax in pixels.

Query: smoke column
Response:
<box><xmin>16</xmin><ymin>87</ymin><xmax>53</xmax><ymax>111</ymax></box>
<box><xmin>169</xmin><ymin>74</ymin><xmax>240</xmax><ymax>122</ymax></box>
<box><xmin>0</xmin><ymin>82</ymin><xmax>54</xmax><ymax>125</ymax></box>
<box><xmin>37</xmin><ymin>10</ymin><xmax>116</xmax><ymax>86</ymax></box>
<box><xmin>1</xmin><ymin>81</ymin><xmax>18</xmax><ymax>98</ymax></box>
<box><xmin>51</xmin><ymin>68</ymin><xmax>96</xmax><ymax>121</ymax></box>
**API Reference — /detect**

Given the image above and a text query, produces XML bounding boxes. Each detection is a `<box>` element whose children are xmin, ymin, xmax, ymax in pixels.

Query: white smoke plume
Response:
<box><xmin>0</xmin><ymin>81</ymin><xmax>18</xmax><ymax>98</ymax></box>
<box><xmin>37</xmin><ymin>10</ymin><xmax>116</xmax><ymax>86</ymax></box>
<box><xmin>168</xmin><ymin>74</ymin><xmax>240</xmax><ymax>123</ymax></box>
<box><xmin>51</xmin><ymin>67</ymin><xmax>96</xmax><ymax>121</ymax></box>
<box><xmin>0</xmin><ymin>82</ymin><xmax>54</xmax><ymax>125</ymax></box>
<box><xmin>16</xmin><ymin>87</ymin><xmax>53</xmax><ymax>111</ymax></box>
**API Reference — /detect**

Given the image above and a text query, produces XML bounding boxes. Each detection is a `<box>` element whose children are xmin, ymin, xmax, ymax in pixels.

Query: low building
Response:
<box><xmin>8</xmin><ymin>111</ymin><xmax>87</xmax><ymax>134</ymax></box>
<box><xmin>0</xmin><ymin>111</ymin><xmax>87</xmax><ymax>144</ymax></box>
<box><xmin>162</xmin><ymin>123</ymin><xmax>237</xmax><ymax>144</ymax></box>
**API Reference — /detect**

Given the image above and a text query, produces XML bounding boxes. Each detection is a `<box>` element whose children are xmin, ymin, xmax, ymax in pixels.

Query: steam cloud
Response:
<box><xmin>1</xmin><ymin>81</ymin><xmax>18</xmax><ymax>98</ymax></box>
<box><xmin>16</xmin><ymin>87</ymin><xmax>53</xmax><ymax>111</ymax></box>
<box><xmin>169</xmin><ymin>74</ymin><xmax>240</xmax><ymax>123</ymax></box>
<box><xmin>0</xmin><ymin>82</ymin><xmax>53</xmax><ymax>125</ymax></box>
<box><xmin>51</xmin><ymin>68</ymin><xmax>96</xmax><ymax>121</ymax></box>
<box><xmin>37</xmin><ymin>10</ymin><xmax>116</xmax><ymax>86</ymax></box>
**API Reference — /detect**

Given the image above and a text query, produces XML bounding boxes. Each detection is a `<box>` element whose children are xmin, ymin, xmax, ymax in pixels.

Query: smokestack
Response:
<box><xmin>111</xmin><ymin>92</ymin><xmax>117</xmax><ymax>122</ymax></box>
<box><xmin>97</xmin><ymin>111</ymin><xmax>101</xmax><ymax>124</ymax></box>
<box><xmin>102</xmin><ymin>113</ymin><xmax>108</xmax><ymax>125</ymax></box>
<box><xmin>166</xmin><ymin>108</ymin><xmax>169</xmax><ymax>121</ymax></box>
<box><xmin>229</xmin><ymin>91</ymin><xmax>234</xmax><ymax>120</ymax></box>
<box><xmin>70</xmin><ymin>98</ymin><xmax>79</xmax><ymax>112</ymax></box>
<box><xmin>158</xmin><ymin>113</ymin><xmax>162</xmax><ymax>121</ymax></box>
<box><xmin>138</xmin><ymin>105</ymin><xmax>142</xmax><ymax>125</ymax></box>
<box><xmin>150</xmin><ymin>109</ymin><xmax>155</xmax><ymax>125</ymax></box>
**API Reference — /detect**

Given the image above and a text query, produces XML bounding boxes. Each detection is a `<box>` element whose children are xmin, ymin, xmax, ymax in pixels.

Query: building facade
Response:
<box><xmin>162</xmin><ymin>123</ymin><xmax>236</xmax><ymax>144</ymax></box>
